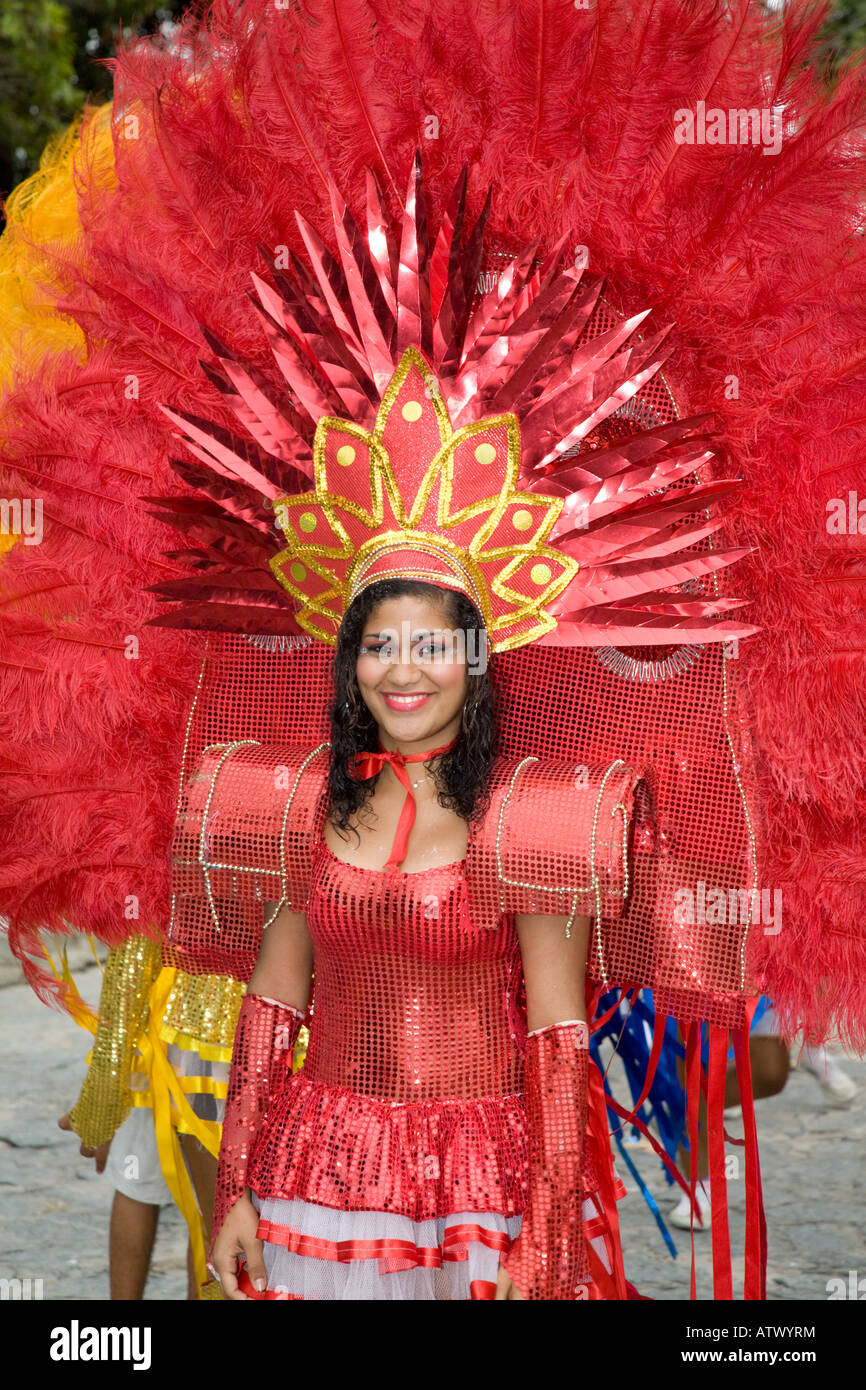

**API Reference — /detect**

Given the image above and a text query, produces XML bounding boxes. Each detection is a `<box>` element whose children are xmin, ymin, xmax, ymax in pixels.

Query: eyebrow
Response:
<box><xmin>360</xmin><ymin>628</ymin><xmax>440</xmax><ymax>641</ymax></box>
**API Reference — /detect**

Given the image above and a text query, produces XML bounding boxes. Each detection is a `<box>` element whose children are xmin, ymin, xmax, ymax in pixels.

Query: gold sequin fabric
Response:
<box><xmin>161</xmin><ymin>969</ymin><xmax>245</xmax><ymax>1059</ymax></box>
<box><xmin>68</xmin><ymin>935</ymin><xmax>162</xmax><ymax>1148</ymax></box>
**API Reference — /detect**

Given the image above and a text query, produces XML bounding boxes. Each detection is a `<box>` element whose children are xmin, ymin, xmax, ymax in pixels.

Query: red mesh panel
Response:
<box><xmin>167</xmin><ymin>636</ymin><xmax>759</xmax><ymax>1029</ymax></box>
<box><xmin>169</xmin><ymin>740</ymin><xmax>328</xmax><ymax>979</ymax></box>
<box><xmin>466</xmin><ymin>756</ymin><xmax>648</xmax><ymax>931</ymax></box>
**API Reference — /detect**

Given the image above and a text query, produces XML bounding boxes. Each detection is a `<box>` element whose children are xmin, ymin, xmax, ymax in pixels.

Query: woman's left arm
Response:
<box><xmin>514</xmin><ymin>911</ymin><xmax>590</xmax><ymax>1033</ymax></box>
<box><xmin>495</xmin><ymin>911</ymin><xmax>593</xmax><ymax>1301</ymax></box>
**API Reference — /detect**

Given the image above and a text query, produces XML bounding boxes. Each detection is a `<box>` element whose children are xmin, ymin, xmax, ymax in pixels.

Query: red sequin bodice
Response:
<box><xmin>247</xmin><ymin>842</ymin><xmax>530</xmax><ymax>1219</ymax></box>
<box><xmin>302</xmin><ymin>843</ymin><xmax>524</xmax><ymax>1102</ymax></box>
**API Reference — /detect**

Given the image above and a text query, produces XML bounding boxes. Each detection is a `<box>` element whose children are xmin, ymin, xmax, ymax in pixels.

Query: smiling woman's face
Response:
<box><xmin>355</xmin><ymin>591</ymin><xmax>469</xmax><ymax>754</ymax></box>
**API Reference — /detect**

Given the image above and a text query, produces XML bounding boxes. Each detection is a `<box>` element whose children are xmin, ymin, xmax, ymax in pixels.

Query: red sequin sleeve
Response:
<box><xmin>212</xmin><ymin>992</ymin><xmax>306</xmax><ymax>1245</ymax></box>
<box><xmin>501</xmin><ymin>1020</ymin><xmax>591</xmax><ymax>1300</ymax></box>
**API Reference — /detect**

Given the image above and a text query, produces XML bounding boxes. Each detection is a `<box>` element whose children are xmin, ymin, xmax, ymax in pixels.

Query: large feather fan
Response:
<box><xmin>1</xmin><ymin>0</ymin><xmax>864</xmax><ymax>1043</ymax></box>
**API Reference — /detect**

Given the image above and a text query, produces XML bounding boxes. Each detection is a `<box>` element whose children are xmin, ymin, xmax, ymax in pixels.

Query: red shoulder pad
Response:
<box><xmin>165</xmin><ymin>741</ymin><xmax>329</xmax><ymax>981</ymax></box>
<box><xmin>466</xmin><ymin>756</ymin><xmax>651</xmax><ymax>932</ymax></box>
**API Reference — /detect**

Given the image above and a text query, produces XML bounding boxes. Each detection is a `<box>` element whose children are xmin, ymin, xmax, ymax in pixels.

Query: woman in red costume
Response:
<box><xmin>160</xmin><ymin>157</ymin><xmax>756</xmax><ymax>1303</ymax></box>
<box><xmin>2</xmin><ymin>0</ymin><xmax>866</xmax><ymax>1307</ymax></box>
<box><xmin>212</xmin><ymin>575</ymin><xmax>597</xmax><ymax>1301</ymax></box>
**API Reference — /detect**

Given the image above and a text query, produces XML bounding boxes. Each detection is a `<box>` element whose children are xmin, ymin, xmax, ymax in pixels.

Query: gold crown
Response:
<box><xmin>269</xmin><ymin>347</ymin><xmax>578</xmax><ymax>651</ymax></box>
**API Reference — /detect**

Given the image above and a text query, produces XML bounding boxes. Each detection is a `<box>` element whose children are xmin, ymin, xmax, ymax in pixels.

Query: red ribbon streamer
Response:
<box><xmin>732</xmin><ymin>998</ymin><xmax>767</xmax><ymax>1300</ymax></box>
<box><xmin>707</xmin><ymin>1024</ymin><xmax>733</xmax><ymax>1300</ymax></box>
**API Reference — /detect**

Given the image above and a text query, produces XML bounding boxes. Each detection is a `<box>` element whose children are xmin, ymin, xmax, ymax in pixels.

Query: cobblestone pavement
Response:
<box><xmin>1</xmin><ymin>953</ymin><xmax>864</xmax><ymax>1302</ymax></box>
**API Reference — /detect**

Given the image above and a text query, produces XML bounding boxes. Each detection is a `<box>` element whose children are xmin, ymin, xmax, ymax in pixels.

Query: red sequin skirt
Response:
<box><xmin>240</xmin><ymin>1073</ymin><xmax>623</xmax><ymax>1300</ymax></box>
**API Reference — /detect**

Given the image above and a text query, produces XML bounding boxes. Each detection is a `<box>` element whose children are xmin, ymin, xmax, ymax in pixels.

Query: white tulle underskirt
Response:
<box><xmin>250</xmin><ymin>1191</ymin><xmax>610</xmax><ymax>1300</ymax></box>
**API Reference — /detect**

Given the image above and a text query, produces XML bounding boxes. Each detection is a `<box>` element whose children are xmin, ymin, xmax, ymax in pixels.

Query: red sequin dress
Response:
<box><xmin>244</xmin><ymin>839</ymin><xmax>618</xmax><ymax>1301</ymax></box>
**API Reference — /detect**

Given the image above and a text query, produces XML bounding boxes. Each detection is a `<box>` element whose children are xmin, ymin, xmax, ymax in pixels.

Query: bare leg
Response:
<box><xmin>677</xmin><ymin>1034</ymin><xmax>790</xmax><ymax>1183</ymax></box>
<box><xmin>186</xmin><ymin>1242</ymin><xmax>197</xmax><ymax>1300</ymax></box>
<box><xmin>109</xmin><ymin>1191</ymin><xmax>160</xmax><ymax>1300</ymax></box>
<box><xmin>726</xmin><ymin>1035</ymin><xmax>789</xmax><ymax>1106</ymax></box>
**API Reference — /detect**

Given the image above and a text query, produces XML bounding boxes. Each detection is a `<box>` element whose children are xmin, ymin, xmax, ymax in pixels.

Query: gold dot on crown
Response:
<box><xmin>290</xmin><ymin>562</ymin><xmax>307</xmax><ymax>582</ymax></box>
<box><xmin>513</xmin><ymin>509</ymin><xmax>533</xmax><ymax>531</ymax></box>
<box><xmin>475</xmin><ymin>442</ymin><xmax>496</xmax><ymax>464</ymax></box>
<box><xmin>336</xmin><ymin>444</ymin><xmax>356</xmax><ymax>466</ymax></box>
<box><xmin>299</xmin><ymin>512</ymin><xmax>316</xmax><ymax>533</ymax></box>
<box><xmin>530</xmin><ymin>563</ymin><xmax>551</xmax><ymax>585</ymax></box>
<box><xmin>402</xmin><ymin>400</ymin><xmax>423</xmax><ymax>421</ymax></box>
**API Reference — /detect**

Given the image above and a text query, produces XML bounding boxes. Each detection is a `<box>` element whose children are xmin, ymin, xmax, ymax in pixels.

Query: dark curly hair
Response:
<box><xmin>327</xmin><ymin>578</ymin><xmax>497</xmax><ymax>840</ymax></box>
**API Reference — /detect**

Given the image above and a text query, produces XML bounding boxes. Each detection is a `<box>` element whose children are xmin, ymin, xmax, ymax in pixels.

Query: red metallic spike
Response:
<box><xmin>538</xmin><ymin>613</ymin><xmax>760</xmax><ymax>647</ymax></box>
<box><xmin>146</xmin><ymin>571</ymin><xmax>286</xmax><ymax>603</ymax></box>
<box><xmin>556</xmin><ymin>498</ymin><xmax>736</xmax><ymax>566</ymax></box>
<box><xmin>251</xmin><ymin>269</ymin><xmax>379</xmax><ymax>423</ymax></box>
<box><xmin>246</xmin><ymin>295</ymin><xmax>342</xmax><ymax>425</ymax></box>
<box><xmin>488</xmin><ymin>274</ymin><xmax>605</xmax><ymax>415</ymax></box>
<box><xmin>430</xmin><ymin>166</ymin><xmax>467</xmax><ymax>323</ymax></box>
<box><xmin>432</xmin><ymin>167</ymin><xmax>470</xmax><ymax>365</ymax></box>
<box><xmin>396</xmin><ymin>150</ymin><xmax>432</xmax><ymax>356</ymax></box>
<box><xmin>141</xmin><ymin>498</ymin><xmax>275</xmax><ymax>552</ymax></box>
<box><xmin>535</xmin><ymin>417</ymin><xmax>715</xmax><ymax>490</ymax></box>
<box><xmin>450</xmin><ymin>272</ymin><xmax>587</xmax><ymax>423</ymax></box>
<box><xmin>460</xmin><ymin>239</ymin><xmax>540</xmax><ymax>367</ymax></box>
<box><xmin>145</xmin><ymin>602</ymin><xmax>304</xmax><ymax>636</ymax></box>
<box><xmin>198</xmin><ymin>361</ymin><xmax>313</xmax><ymax>486</ymax></box>
<box><xmin>522</xmin><ymin>347</ymin><xmax>675</xmax><ymax>472</ymax></box>
<box><xmin>550</xmin><ymin>451</ymin><xmax>716</xmax><ymax>534</ymax></box>
<box><xmin>501</xmin><ymin>233</ymin><xmax>571</xmax><ymax>332</ymax></box>
<box><xmin>198</xmin><ymin>331</ymin><xmax>313</xmax><ymax>474</ymax></box>
<box><xmin>328</xmin><ymin>178</ymin><xmax>397</xmax><ymax>392</ymax></box>
<box><xmin>552</xmin><ymin>546</ymin><xmax>754</xmax><ymax>612</ymax></box>
<box><xmin>157</xmin><ymin>404</ymin><xmax>284</xmax><ymax>500</ymax></box>
<box><xmin>365</xmin><ymin>166</ymin><xmax>398</xmax><ymax>319</ymax></box>
<box><xmin>294</xmin><ymin>208</ymin><xmax>365</xmax><ymax>358</ymax></box>
<box><xmin>438</xmin><ymin>185</ymin><xmax>492</xmax><ymax>378</ymax></box>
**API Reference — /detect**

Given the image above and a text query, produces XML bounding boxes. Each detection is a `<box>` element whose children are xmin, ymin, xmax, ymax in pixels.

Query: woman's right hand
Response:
<box><xmin>212</xmin><ymin>1192</ymin><xmax>267</xmax><ymax>1300</ymax></box>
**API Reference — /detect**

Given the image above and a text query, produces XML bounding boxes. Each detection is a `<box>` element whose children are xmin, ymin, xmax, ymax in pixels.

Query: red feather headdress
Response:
<box><xmin>147</xmin><ymin>158</ymin><xmax>753</xmax><ymax>654</ymax></box>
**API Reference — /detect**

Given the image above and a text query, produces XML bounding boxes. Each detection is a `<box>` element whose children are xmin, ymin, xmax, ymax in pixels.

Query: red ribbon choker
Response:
<box><xmin>348</xmin><ymin>737</ymin><xmax>458</xmax><ymax>872</ymax></box>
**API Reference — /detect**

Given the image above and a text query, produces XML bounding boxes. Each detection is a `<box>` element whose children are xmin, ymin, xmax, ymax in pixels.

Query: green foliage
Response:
<box><xmin>0</xmin><ymin>2</ymin><xmax>183</xmax><ymax>199</ymax></box>
<box><xmin>821</xmin><ymin>0</ymin><xmax>866</xmax><ymax>57</ymax></box>
<box><xmin>0</xmin><ymin>1</ymin><xmax>83</xmax><ymax>195</ymax></box>
<box><xmin>809</xmin><ymin>0</ymin><xmax>866</xmax><ymax>78</ymax></box>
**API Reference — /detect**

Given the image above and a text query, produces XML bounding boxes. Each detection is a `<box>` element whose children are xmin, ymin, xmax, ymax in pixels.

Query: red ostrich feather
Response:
<box><xmin>0</xmin><ymin>0</ymin><xmax>864</xmax><ymax>1042</ymax></box>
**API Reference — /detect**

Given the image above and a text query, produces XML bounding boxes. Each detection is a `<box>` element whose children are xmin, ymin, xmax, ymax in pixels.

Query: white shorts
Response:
<box><xmin>105</xmin><ymin>1043</ymin><xmax>228</xmax><ymax>1205</ymax></box>
<box><xmin>105</xmin><ymin>1105</ymin><xmax>173</xmax><ymax>1206</ymax></box>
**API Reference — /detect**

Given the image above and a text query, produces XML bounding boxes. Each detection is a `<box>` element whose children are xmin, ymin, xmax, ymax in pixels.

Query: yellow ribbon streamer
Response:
<box><xmin>38</xmin><ymin>936</ymin><xmax>98</xmax><ymax>1034</ymax></box>
<box><xmin>135</xmin><ymin>967</ymin><xmax>222</xmax><ymax>1294</ymax></box>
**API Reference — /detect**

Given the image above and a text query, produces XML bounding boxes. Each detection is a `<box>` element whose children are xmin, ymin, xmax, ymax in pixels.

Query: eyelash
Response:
<box><xmin>359</xmin><ymin>642</ymin><xmax>445</xmax><ymax>658</ymax></box>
